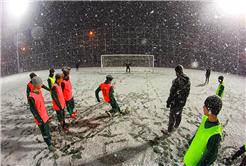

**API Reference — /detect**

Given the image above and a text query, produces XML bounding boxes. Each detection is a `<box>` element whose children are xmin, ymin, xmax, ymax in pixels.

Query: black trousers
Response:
<box><xmin>108</xmin><ymin>100</ymin><xmax>121</xmax><ymax>114</ymax></box>
<box><xmin>240</xmin><ymin>156</ymin><xmax>246</xmax><ymax>166</ymax></box>
<box><xmin>232</xmin><ymin>145</ymin><xmax>246</xmax><ymax>166</ymax></box>
<box><xmin>205</xmin><ymin>76</ymin><xmax>210</xmax><ymax>83</ymax></box>
<box><xmin>168</xmin><ymin>105</ymin><xmax>183</xmax><ymax>132</ymax></box>
<box><xmin>126</xmin><ymin>67</ymin><xmax>130</xmax><ymax>73</ymax></box>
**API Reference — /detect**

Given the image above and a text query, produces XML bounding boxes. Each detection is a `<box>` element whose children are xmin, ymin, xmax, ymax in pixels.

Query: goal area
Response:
<box><xmin>101</xmin><ymin>54</ymin><xmax>155</xmax><ymax>73</ymax></box>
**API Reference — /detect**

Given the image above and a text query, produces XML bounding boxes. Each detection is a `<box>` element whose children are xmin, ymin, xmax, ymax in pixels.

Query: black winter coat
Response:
<box><xmin>167</xmin><ymin>73</ymin><xmax>191</xmax><ymax>107</ymax></box>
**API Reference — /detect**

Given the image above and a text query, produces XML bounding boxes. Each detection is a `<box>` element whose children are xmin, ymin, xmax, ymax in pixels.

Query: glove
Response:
<box><xmin>97</xmin><ymin>99</ymin><xmax>100</xmax><ymax>102</ymax></box>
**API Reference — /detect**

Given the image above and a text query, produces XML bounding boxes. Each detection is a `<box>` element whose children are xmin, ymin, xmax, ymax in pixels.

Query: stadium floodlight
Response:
<box><xmin>89</xmin><ymin>31</ymin><xmax>95</xmax><ymax>56</ymax></box>
<box><xmin>218</xmin><ymin>0</ymin><xmax>246</xmax><ymax>14</ymax></box>
<box><xmin>10</xmin><ymin>0</ymin><xmax>28</xmax><ymax>73</ymax></box>
<box><xmin>89</xmin><ymin>31</ymin><xmax>94</xmax><ymax>36</ymax></box>
<box><xmin>10</xmin><ymin>1</ymin><xmax>28</xmax><ymax>16</ymax></box>
<box><xmin>101</xmin><ymin>54</ymin><xmax>155</xmax><ymax>73</ymax></box>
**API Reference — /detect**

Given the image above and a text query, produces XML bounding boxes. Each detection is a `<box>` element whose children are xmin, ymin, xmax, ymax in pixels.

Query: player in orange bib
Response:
<box><xmin>95</xmin><ymin>75</ymin><xmax>123</xmax><ymax>117</ymax></box>
<box><xmin>51</xmin><ymin>73</ymin><xmax>70</xmax><ymax>131</ymax></box>
<box><xmin>61</xmin><ymin>69</ymin><xmax>77</xmax><ymax>118</ymax></box>
<box><xmin>26</xmin><ymin>72</ymin><xmax>50</xmax><ymax>103</ymax></box>
<box><xmin>28</xmin><ymin>76</ymin><xmax>57</xmax><ymax>151</ymax></box>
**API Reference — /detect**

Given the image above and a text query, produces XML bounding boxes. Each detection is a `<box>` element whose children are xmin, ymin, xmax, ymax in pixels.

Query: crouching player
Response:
<box><xmin>28</xmin><ymin>76</ymin><xmax>57</xmax><ymax>151</ymax></box>
<box><xmin>95</xmin><ymin>75</ymin><xmax>123</xmax><ymax>117</ymax></box>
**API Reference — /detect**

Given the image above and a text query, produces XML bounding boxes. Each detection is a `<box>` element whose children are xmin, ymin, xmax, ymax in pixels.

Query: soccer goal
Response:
<box><xmin>101</xmin><ymin>54</ymin><xmax>155</xmax><ymax>73</ymax></box>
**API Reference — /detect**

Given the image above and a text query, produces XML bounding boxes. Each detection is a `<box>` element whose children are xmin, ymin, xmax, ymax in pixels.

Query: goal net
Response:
<box><xmin>101</xmin><ymin>54</ymin><xmax>155</xmax><ymax>73</ymax></box>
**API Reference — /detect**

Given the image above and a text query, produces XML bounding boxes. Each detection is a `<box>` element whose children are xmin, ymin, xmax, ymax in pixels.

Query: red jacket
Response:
<box><xmin>29</xmin><ymin>90</ymin><xmax>49</xmax><ymax>125</ymax></box>
<box><xmin>100</xmin><ymin>83</ymin><xmax>114</xmax><ymax>102</ymax></box>
<box><xmin>62</xmin><ymin>79</ymin><xmax>73</xmax><ymax>101</ymax></box>
<box><xmin>51</xmin><ymin>83</ymin><xmax>66</xmax><ymax>110</ymax></box>
<box><xmin>28</xmin><ymin>82</ymin><xmax>34</xmax><ymax>91</ymax></box>
<box><xmin>27</xmin><ymin>82</ymin><xmax>34</xmax><ymax>103</ymax></box>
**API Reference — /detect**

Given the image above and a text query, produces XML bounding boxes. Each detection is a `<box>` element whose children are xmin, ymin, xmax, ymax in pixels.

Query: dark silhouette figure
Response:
<box><xmin>205</xmin><ymin>67</ymin><xmax>211</xmax><ymax>84</ymax></box>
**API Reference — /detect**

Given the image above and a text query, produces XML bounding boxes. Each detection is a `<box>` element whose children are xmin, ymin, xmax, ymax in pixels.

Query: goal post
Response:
<box><xmin>101</xmin><ymin>54</ymin><xmax>155</xmax><ymax>73</ymax></box>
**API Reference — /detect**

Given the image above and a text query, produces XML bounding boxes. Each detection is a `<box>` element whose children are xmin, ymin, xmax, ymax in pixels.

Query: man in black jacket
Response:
<box><xmin>205</xmin><ymin>67</ymin><xmax>211</xmax><ymax>84</ymax></box>
<box><xmin>162</xmin><ymin>65</ymin><xmax>191</xmax><ymax>135</ymax></box>
<box><xmin>125</xmin><ymin>61</ymin><xmax>132</xmax><ymax>73</ymax></box>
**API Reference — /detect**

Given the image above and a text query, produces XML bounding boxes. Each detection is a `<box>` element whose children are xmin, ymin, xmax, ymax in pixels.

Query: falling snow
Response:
<box><xmin>1</xmin><ymin>2</ymin><xmax>246</xmax><ymax>164</ymax></box>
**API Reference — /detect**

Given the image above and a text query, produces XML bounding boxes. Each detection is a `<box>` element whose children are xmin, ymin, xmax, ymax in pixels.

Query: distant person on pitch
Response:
<box><xmin>51</xmin><ymin>73</ymin><xmax>70</xmax><ymax>131</ymax></box>
<box><xmin>162</xmin><ymin>64</ymin><xmax>190</xmax><ymax>135</ymax></box>
<box><xmin>61</xmin><ymin>69</ymin><xmax>77</xmax><ymax>119</ymax></box>
<box><xmin>205</xmin><ymin>66</ymin><xmax>211</xmax><ymax>84</ymax></box>
<box><xmin>125</xmin><ymin>61</ymin><xmax>132</xmax><ymax>73</ymax></box>
<box><xmin>28</xmin><ymin>76</ymin><xmax>57</xmax><ymax>151</ymax></box>
<box><xmin>216</xmin><ymin>76</ymin><xmax>224</xmax><ymax>98</ymax></box>
<box><xmin>76</xmin><ymin>62</ymin><xmax>79</xmax><ymax>72</ymax></box>
<box><xmin>225</xmin><ymin>143</ymin><xmax>246</xmax><ymax>166</ymax></box>
<box><xmin>27</xmin><ymin>72</ymin><xmax>50</xmax><ymax>103</ymax></box>
<box><xmin>95</xmin><ymin>75</ymin><xmax>123</xmax><ymax>117</ymax></box>
<box><xmin>184</xmin><ymin>95</ymin><xmax>223</xmax><ymax>166</ymax></box>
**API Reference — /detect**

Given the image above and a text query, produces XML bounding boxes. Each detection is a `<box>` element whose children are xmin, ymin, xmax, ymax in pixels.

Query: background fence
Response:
<box><xmin>1</xmin><ymin>26</ymin><xmax>245</xmax><ymax>76</ymax></box>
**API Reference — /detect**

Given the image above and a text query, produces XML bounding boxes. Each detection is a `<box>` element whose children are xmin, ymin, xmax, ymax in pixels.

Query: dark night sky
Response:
<box><xmin>2</xmin><ymin>1</ymin><xmax>244</xmax><ymax>39</ymax></box>
<box><xmin>1</xmin><ymin>1</ymin><xmax>245</xmax><ymax>68</ymax></box>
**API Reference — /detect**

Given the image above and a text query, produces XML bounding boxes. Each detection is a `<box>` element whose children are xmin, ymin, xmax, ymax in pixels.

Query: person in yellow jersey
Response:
<box><xmin>184</xmin><ymin>95</ymin><xmax>223</xmax><ymax>166</ymax></box>
<box><xmin>47</xmin><ymin>69</ymin><xmax>55</xmax><ymax>94</ymax></box>
<box><xmin>216</xmin><ymin>76</ymin><xmax>224</xmax><ymax>98</ymax></box>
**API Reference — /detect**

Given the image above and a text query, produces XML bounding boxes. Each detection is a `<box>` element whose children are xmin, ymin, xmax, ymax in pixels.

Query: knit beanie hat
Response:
<box><xmin>204</xmin><ymin>95</ymin><xmax>222</xmax><ymax>115</ymax></box>
<box><xmin>29</xmin><ymin>72</ymin><xmax>37</xmax><ymax>79</ymax></box>
<box><xmin>32</xmin><ymin>76</ymin><xmax>42</xmax><ymax>87</ymax></box>
<box><xmin>175</xmin><ymin>65</ymin><xmax>183</xmax><ymax>73</ymax></box>
<box><xmin>62</xmin><ymin>66</ymin><xmax>71</xmax><ymax>71</ymax></box>
<box><xmin>63</xmin><ymin>69</ymin><xmax>70</xmax><ymax>77</ymax></box>
<box><xmin>55</xmin><ymin>73</ymin><xmax>63</xmax><ymax>80</ymax></box>
<box><xmin>106</xmin><ymin>75</ymin><xmax>113</xmax><ymax>81</ymax></box>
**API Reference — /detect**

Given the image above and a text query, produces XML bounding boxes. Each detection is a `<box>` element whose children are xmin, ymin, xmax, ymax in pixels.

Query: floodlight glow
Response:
<box><xmin>218</xmin><ymin>0</ymin><xmax>246</xmax><ymax>14</ymax></box>
<box><xmin>10</xmin><ymin>1</ymin><xmax>28</xmax><ymax>16</ymax></box>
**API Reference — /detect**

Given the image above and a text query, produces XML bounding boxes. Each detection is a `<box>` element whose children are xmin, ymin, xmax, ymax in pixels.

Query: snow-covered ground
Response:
<box><xmin>1</xmin><ymin>67</ymin><xmax>245</xmax><ymax>166</ymax></box>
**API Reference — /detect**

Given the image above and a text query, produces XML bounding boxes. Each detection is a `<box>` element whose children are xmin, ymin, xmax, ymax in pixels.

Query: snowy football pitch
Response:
<box><xmin>1</xmin><ymin>67</ymin><xmax>245</xmax><ymax>165</ymax></box>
